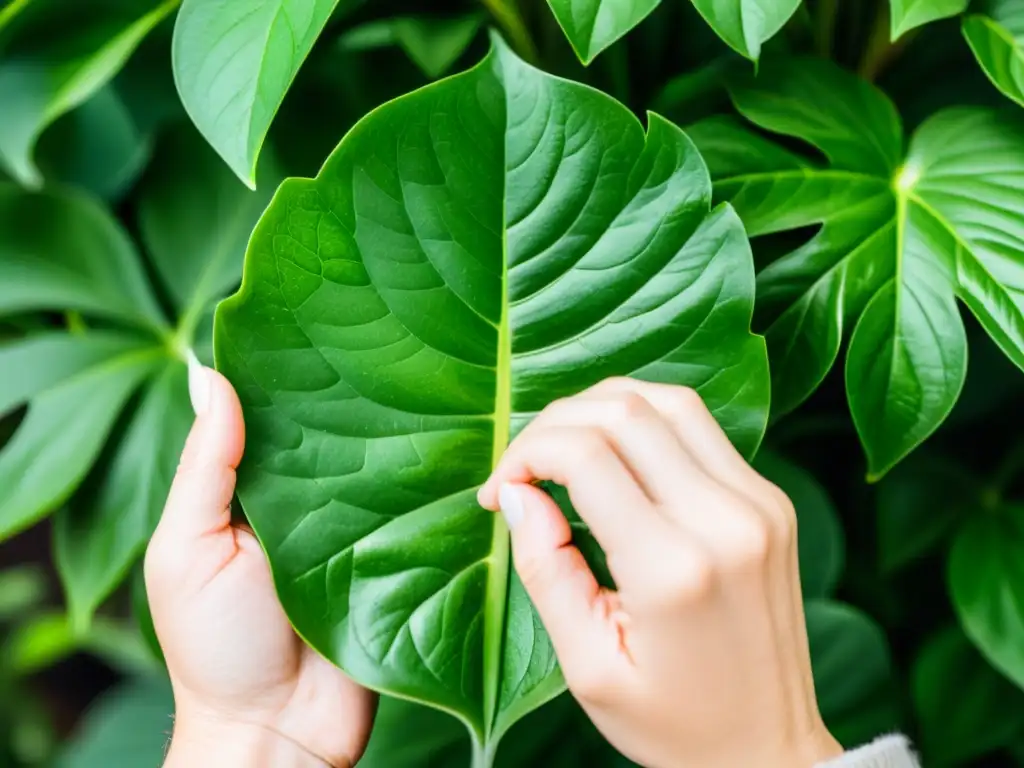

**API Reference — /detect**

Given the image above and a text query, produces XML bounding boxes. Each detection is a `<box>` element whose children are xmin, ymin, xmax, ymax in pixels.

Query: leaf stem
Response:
<box><xmin>857</xmin><ymin>0</ymin><xmax>915</xmax><ymax>81</ymax></box>
<box><xmin>815</xmin><ymin>0</ymin><xmax>838</xmax><ymax>58</ymax></box>
<box><xmin>471</xmin><ymin>736</ymin><xmax>494</xmax><ymax>768</ymax></box>
<box><xmin>479</xmin><ymin>0</ymin><xmax>540</xmax><ymax>63</ymax></box>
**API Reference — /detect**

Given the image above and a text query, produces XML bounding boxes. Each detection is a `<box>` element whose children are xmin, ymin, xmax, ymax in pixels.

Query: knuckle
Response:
<box><xmin>607</xmin><ymin>392</ymin><xmax>653</xmax><ymax>423</ymax></box>
<box><xmin>662</xmin><ymin>555</ymin><xmax>716</xmax><ymax>604</ymax></box>
<box><xmin>572</xmin><ymin>429</ymin><xmax>611</xmax><ymax>463</ymax></box>
<box><xmin>670</xmin><ymin>386</ymin><xmax>705</xmax><ymax>415</ymax></box>
<box><xmin>724</xmin><ymin>517</ymin><xmax>774</xmax><ymax>572</ymax></box>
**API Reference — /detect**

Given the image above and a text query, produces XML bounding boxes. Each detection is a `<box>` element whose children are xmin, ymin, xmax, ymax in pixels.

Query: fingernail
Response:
<box><xmin>499</xmin><ymin>484</ymin><xmax>524</xmax><ymax>529</ymax></box>
<box><xmin>187</xmin><ymin>350</ymin><xmax>210</xmax><ymax>415</ymax></box>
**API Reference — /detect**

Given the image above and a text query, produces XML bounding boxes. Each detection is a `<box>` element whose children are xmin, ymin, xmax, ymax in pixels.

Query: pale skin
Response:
<box><xmin>149</xmin><ymin>361</ymin><xmax>845</xmax><ymax>768</ymax></box>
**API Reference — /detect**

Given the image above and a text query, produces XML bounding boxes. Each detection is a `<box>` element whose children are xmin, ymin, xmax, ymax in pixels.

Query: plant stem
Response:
<box><xmin>479</xmin><ymin>0</ymin><xmax>540</xmax><ymax>63</ymax></box>
<box><xmin>471</xmin><ymin>737</ymin><xmax>494</xmax><ymax>768</ymax></box>
<box><xmin>815</xmin><ymin>0</ymin><xmax>838</xmax><ymax>58</ymax></box>
<box><xmin>857</xmin><ymin>0</ymin><xmax>916</xmax><ymax>81</ymax></box>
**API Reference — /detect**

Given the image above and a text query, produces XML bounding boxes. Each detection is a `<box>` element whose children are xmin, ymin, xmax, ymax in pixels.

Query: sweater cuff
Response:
<box><xmin>815</xmin><ymin>735</ymin><xmax>920</xmax><ymax>768</ymax></box>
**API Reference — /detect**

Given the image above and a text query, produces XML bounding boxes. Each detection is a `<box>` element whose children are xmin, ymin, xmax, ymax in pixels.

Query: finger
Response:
<box><xmin>499</xmin><ymin>483</ymin><xmax>624</xmax><ymax>677</ymax></box>
<box><xmin>497</xmin><ymin>392</ymin><xmax>715</xmax><ymax>506</ymax></box>
<box><xmin>591</xmin><ymin>378</ymin><xmax>773</xmax><ymax>503</ymax></box>
<box><xmin>156</xmin><ymin>355</ymin><xmax>245</xmax><ymax>542</ymax></box>
<box><xmin>478</xmin><ymin>426</ymin><xmax>663</xmax><ymax>555</ymax></box>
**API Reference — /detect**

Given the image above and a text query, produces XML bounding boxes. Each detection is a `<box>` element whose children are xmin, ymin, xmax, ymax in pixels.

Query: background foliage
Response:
<box><xmin>1</xmin><ymin>0</ymin><xmax>1023</xmax><ymax>765</ymax></box>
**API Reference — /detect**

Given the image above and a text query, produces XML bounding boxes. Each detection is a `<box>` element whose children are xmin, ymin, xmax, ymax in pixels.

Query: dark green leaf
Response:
<box><xmin>55</xmin><ymin>361</ymin><xmax>191</xmax><ymax>630</ymax></box>
<box><xmin>545</xmin><ymin>0</ymin><xmax>661</xmax><ymax>63</ymax></box>
<box><xmin>35</xmin><ymin>86</ymin><xmax>150</xmax><ymax>201</ymax></box>
<box><xmin>691</xmin><ymin>58</ymin><xmax>1024</xmax><ymax>478</ymax></box>
<box><xmin>876</xmin><ymin>453</ymin><xmax>979</xmax><ymax>573</ymax></box>
<box><xmin>891</xmin><ymin>0</ymin><xmax>969</xmax><ymax>40</ymax></box>
<box><xmin>172</xmin><ymin>0</ymin><xmax>340</xmax><ymax>187</ymax></box>
<box><xmin>0</xmin><ymin>339</ymin><xmax>162</xmax><ymax>541</ymax></box>
<box><xmin>754</xmin><ymin>450</ymin><xmax>844</xmax><ymax>599</ymax></box>
<box><xmin>964</xmin><ymin>0</ymin><xmax>1024</xmax><ymax>108</ymax></box>
<box><xmin>0</xmin><ymin>0</ymin><xmax>176</xmax><ymax>186</ymax></box>
<box><xmin>216</xmin><ymin>35</ymin><xmax>769</xmax><ymax>756</ymax></box>
<box><xmin>912</xmin><ymin>626</ymin><xmax>1024</xmax><ymax>765</ymax></box>
<box><xmin>137</xmin><ymin>126</ymin><xmax>278</xmax><ymax>341</ymax></box>
<box><xmin>0</xmin><ymin>186</ymin><xmax>166</xmax><ymax>331</ymax></box>
<box><xmin>55</xmin><ymin>677</ymin><xmax>172</xmax><ymax>768</ymax></box>
<box><xmin>806</xmin><ymin>600</ymin><xmax>902</xmax><ymax>748</ymax></box>
<box><xmin>949</xmin><ymin>503</ymin><xmax>1024</xmax><ymax>689</ymax></box>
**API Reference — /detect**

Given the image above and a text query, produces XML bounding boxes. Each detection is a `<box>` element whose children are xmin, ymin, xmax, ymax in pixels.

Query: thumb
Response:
<box><xmin>156</xmin><ymin>354</ymin><xmax>245</xmax><ymax>542</ymax></box>
<box><xmin>499</xmin><ymin>483</ymin><xmax>604</xmax><ymax>663</ymax></box>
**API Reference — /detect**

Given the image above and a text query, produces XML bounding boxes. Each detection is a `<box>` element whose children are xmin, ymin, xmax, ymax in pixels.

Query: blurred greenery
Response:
<box><xmin>1</xmin><ymin>0</ymin><xmax>1023</xmax><ymax>765</ymax></box>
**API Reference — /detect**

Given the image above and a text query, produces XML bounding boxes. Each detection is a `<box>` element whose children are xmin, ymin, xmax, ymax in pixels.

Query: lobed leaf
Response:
<box><xmin>172</xmin><ymin>0</ymin><xmax>342</xmax><ymax>187</ymax></box>
<box><xmin>216</xmin><ymin>34</ymin><xmax>769</xmax><ymax>756</ymax></box>
<box><xmin>0</xmin><ymin>0</ymin><xmax>176</xmax><ymax>187</ymax></box>
<box><xmin>964</xmin><ymin>0</ymin><xmax>1024</xmax><ymax>108</ymax></box>
<box><xmin>691</xmin><ymin>58</ymin><xmax>1024</xmax><ymax>478</ymax></box>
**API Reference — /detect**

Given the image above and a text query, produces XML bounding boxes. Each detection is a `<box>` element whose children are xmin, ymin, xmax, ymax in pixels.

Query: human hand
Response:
<box><xmin>146</xmin><ymin>357</ymin><xmax>376</xmax><ymax>768</ymax></box>
<box><xmin>478</xmin><ymin>378</ymin><xmax>844</xmax><ymax>768</ymax></box>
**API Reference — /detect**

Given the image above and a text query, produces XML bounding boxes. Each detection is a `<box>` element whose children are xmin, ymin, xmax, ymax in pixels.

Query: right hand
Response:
<box><xmin>478</xmin><ymin>378</ymin><xmax>843</xmax><ymax>768</ymax></box>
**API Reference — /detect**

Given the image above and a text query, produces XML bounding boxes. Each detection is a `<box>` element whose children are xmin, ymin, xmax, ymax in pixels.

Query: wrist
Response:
<box><xmin>165</xmin><ymin>709</ymin><xmax>343</xmax><ymax>768</ymax></box>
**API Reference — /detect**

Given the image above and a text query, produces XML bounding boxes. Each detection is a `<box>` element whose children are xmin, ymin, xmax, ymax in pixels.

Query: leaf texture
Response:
<box><xmin>216</xmin><ymin>35</ymin><xmax>769</xmax><ymax>753</ymax></box>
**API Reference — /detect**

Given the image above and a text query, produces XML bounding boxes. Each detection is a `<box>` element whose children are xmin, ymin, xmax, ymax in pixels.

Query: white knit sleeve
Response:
<box><xmin>816</xmin><ymin>736</ymin><xmax>921</xmax><ymax>768</ymax></box>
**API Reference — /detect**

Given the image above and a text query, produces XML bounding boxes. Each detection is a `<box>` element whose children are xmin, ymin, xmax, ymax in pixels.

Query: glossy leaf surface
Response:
<box><xmin>691</xmin><ymin>58</ymin><xmax>1024</xmax><ymax>478</ymax></box>
<box><xmin>689</xmin><ymin>0</ymin><xmax>803</xmax><ymax>59</ymax></box>
<box><xmin>172</xmin><ymin>0</ymin><xmax>341</xmax><ymax>187</ymax></box>
<box><xmin>949</xmin><ymin>503</ymin><xmax>1024</xmax><ymax>689</ymax></box>
<box><xmin>216</xmin><ymin>36</ymin><xmax>769</xmax><ymax>754</ymax></box>
<box><xmin>964</xmin><ymin>0</ymin><xmax>1024</xmax><ymax>108</ymax></box>
<box><xmin>891</xmin><ymin>0</ymin><xmax>968</xmax><ymax>39</ymax></box>
<box><xmin>545</xmin><ymin>0</ymin><xmax>660</xmax><ymax>63</ymax></box>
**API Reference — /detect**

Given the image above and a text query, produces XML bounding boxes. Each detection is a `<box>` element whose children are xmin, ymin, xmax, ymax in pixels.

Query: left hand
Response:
<box><xmin>146</xmin><ymin>356</ymin><xmax>376</xmax><ymax>768</ymax></box>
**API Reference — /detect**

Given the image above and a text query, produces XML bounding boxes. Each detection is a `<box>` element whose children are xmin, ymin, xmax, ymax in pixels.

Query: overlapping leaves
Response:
<box><xmin>215</xmin><ymin>34</ymin><xmax>769</xmax><ymax>761</ymax></box>
<box><xmin>964</xmin><ymin>0</ymin><xmax>1024</xmax><ymax>108</ymax></box>
<box><xmin>0</xmin><ymin>0</ymin><xmax>177</xmax><ymax>187</ymax></box>
<box><xmin>690</xmin><ymin>58</ymin><xmax>1024</xmax><ymax>478</ymax></box>
<box><xmin>544</xmin><ymin>0</ymin><xmax>801</xmax><ymax>63</ymax></box>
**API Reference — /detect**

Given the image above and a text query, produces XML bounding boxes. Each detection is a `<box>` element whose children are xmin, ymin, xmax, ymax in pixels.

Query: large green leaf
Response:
<box><xmin>216</xmin><ymin>35</ymin><xmax>769</xmax><ymax>761</ymax></box>
<box><xmin>890</xmin><ymin>0</ymin><xmax>969</xmax><ymax>39</ymax></box>
<box><xmin>137</xmin><ymin>126</ymin><xmax>278</xmax><ymax>341</ymax></box>
<box><xmin>0</xmin><ymin>335</ymin><xmax>162</xmax><ymax>540</ymax></box>
<box><xmin>545</xmin><ymin>0</ymin><xmax>661</xmax><ymax>63</ymax></box>
<box><xmin>172</xmin><ymin>0</ymin><xmax>340</xmax><ymax>187</ymax></box>
<box><xmin>0</xmin><ymin>185</ymin><xmax>165</xmax><ymax>331</ymax></box>
<box><xmin>0</xmin><ymin>0</ymin><xmax>176</xmax><ymax>187</ymax></box>
<box><xmin>806</xmin><ymin>600</ymin><xmax>902</xmax><ymax>748</ymax></box>
<box><xmin>964</xmin><ymin>0</ymin><xmax>1024</xmax><ymax>108</ymax></box>
<box><xmin>875</xmin><ymin>453</ymin><xmax>978</xmax><ymax>573</ymax></box>
<box><xmin>54</xmin><ymin>362</ymin><xmax>192</xmax><ymax>630</ymax></box>
<box><xmin>912</xmin><ymin>626</ymin><xmax>1024</xmax><ymax>765</ymax></box>
<box><xmin>753</xmin><ymin>451</ymin><xmax>844</xmax><ymax>599</ymax></box>
<box><xmin>949</xmin><ymin>503</ymin><xmax>1024</xmax><ymax>690</ymax></box>
<box><xmin>691</xmin><ymin>58</ymin><xmax>1024</xmax><ymax>478</ymax></box>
